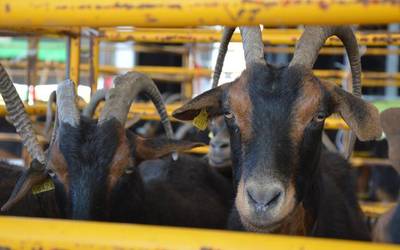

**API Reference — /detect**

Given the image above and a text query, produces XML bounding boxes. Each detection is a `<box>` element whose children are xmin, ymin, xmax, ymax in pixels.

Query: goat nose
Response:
<box><xmin>246</xmin><ymin>185</ymin><xmax>283</xmax><ymax>212</ymax></box>
<box><xmin>210</xmin><ymin>140</ymin><xmax>230</xmax><ymax>149</ymax></box>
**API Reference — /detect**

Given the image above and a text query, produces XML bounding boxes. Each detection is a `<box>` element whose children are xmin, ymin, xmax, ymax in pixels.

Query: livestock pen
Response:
<box><xmin>0</xmin><ymin>0</ymin><xmax>399</xmax><ymax>249</ymax></box>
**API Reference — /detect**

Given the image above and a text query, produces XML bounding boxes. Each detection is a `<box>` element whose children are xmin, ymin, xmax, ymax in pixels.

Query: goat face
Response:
<box><xmin>173</xmin><ymin>63</ymin><xmax>381</xmax><ymax>232</ymax></box>
<box><xmin>46</xmin><ymin>118</ymin><xmax>128</xmax><ymax>220</ymax></box>
<box><xmin>208</xmin><ymin>116</ymin><xmax>231</xmax><ymax>169</ymax></box>
<box><xmin>2</xmin><ymin>73</ymin><xmax>201</xmax><ymax>221</ymax></box>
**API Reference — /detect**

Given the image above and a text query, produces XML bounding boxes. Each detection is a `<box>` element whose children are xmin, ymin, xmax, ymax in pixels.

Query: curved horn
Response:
<box><xmin>290</xmin><ymin>26</ymin><xmax>361</xmax><ymax>97</ymax></box>
<box><xmin>57</xmin><ymin>79</ymin><xmax>80</xmax><ymax>128</ymax></box>
<box><xmin>290</xmin><ymin>26</ymin><xmax>361</xmax><ymax>159</ymax></box>
<box><xmin>82</xmin><ymin>88</ymin><xmax>107</xmax><ymax>118</ymax></box>
<box><xmin>212</xmin><ymin>27</ymin><xmax>235</xmax><ymax>88</ymax></box>
<box><xmin>212</xmin><ymin>26</ymin><xmax>265</xmax><ymax>88</ymax></box>
<box><xmin>239</xmin><ymin>26</ymin><xmax>266</xmax><ymax>67</ymax></box>
<box><xmin>99</xmin><ymin>72</ymin><xmax>173</xmax><ymax>139</ymax></box>
<box><xmin>44</xmin><ymin>91</ymin><xmax>56</xmax><ymax>136</ymax></box>
<box><xmin>0</xmin><ymin>63</ymin><xmax>45</xmax><ymax>164</ymax></box>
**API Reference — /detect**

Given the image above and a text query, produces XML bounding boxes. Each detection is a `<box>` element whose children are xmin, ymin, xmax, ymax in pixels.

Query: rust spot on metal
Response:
<box><xmin>78</xmin><ymin>4</ymin><xmax>92</xmax><ymax>10</ymax></box>
<box><xmin>145</xmin><ymin>14</ymin><xmax>158</xmax><ymax>23</ymax></box>
<box><xmin>318</xmin><ymin>0</ymin><xmax>330</xmax><ymax>10</ymax></box>
<box><xmin>55</xmin><ymin>5</ymin><xmax>68</xmax><ymax>10</ymax></box>
<box><xmin>200</xmin><ymin>247</ymin><xmax>221</xmax><ymax>250</ymax></box>
<box><xmin>137</xmin><ymin>3</ymin><xmax>157</xmax><ymax>9</ymax></box>
<box><xmin>168</xmin><ymin>4</ymin><xmax>182</xmax><ymax>9</ymax></box>
<box><xmin>4</xmin><ymin>4</ymin><xmax>10</xmax><ymax>13</ymax></box>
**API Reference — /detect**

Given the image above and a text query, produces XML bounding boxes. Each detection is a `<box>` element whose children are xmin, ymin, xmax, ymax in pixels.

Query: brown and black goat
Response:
<box><xmin>373</xmin><ymin>108</ymin><xmax>400</xmax><ymax>244</ymax></box>
<box><xmin>0</xmin><ymin>65</ymin><xmax>230</xmax><ymax>228</ymax></box>
<box><xmin>173</xmin><ymin>26</ymin><xmax>382</xmax><ymax>240</ymax></box>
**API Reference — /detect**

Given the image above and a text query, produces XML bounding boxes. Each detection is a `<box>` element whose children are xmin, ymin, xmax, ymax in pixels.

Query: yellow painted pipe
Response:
<box><xmin>67</xmin><ymin>35</ymin><xmax>81</xmax><ymax>84</ymax></box>
<box><xmin>359</xmin><ymin>202</ymin><xmax>396</xmax><ymax>218</ymax></box>
<box><xmin>3</xmin><ymin>60</ymin><xmax>400</xmax><ymax>87</ymax></box>
<box><xmin>0</xmin><ymin>216</ymin><xmax>398</xmax><ymax>249</ymax></box>
<box><xmin>1</xmin><ymin>0</ymin><xmax>399</xmax><ymax>28</ymax></box>
<box><xmin>101</xmin><ymin>28</ymin><xmax>400</xmax><ymax>46</ymax></box>
<box><xmin>0</xmin><ymin>102</ymin><xmax>349</xmax><ymax>130</ymax></box>
<box><xmin>89</xmin><ymin>36</ymin><xmax>99</xmax><ymax>95</ymax></box>
<box><xmin>265</xmin><ymin>46</ymin><xmax>400</xmax><ymax>56</ymax></box>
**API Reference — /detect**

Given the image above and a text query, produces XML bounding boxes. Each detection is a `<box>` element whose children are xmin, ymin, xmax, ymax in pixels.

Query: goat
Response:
<box><xmin>373</xmin><ymin>108</ymin><xmax>400</xmax><ymax>244</ymax></box>
<box><xmin>173</xmin><ymin>26</ymin><xmax>382</xmax><ymax>240</ymax></box>
<box><xmin>0</xmin><ymin>65</ymin><xmax>230</xmax><ymax>228</ymax></box>
<box><xmin>0</xmin><ymin>160</ymin><xmax>59</xmax><ymax>217</ymax></box>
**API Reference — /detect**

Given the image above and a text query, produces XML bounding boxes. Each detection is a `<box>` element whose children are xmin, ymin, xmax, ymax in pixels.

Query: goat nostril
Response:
<box><xmin>267</xmin><ymin>191</ymin><xmax>282</xmax><ymax>206</ymax></box>
<box><xmin>247</xmin><ymin>190</ymin><xmax>258</xmax><ymax>204</ymax></box>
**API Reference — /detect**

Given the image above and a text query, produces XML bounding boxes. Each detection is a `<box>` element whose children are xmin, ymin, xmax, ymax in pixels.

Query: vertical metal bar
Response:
<box><xmin>27</xmin><ymin>37</ymin><xmax>39</xmax><ymax>102</ymax></box>
<box><xmin>89</xmin><ymin>36</ymin><xmax>99</xmax><ymax>95</ymax></box>
<box><xmin>67</xmin><ymin>31</ymin><xmax>81</xmax><ymax>87</ymax></box>
<box><xmin>181</xmin><ymin>49</ymin><xmax>193</xmax><ymax>99</ymax></box>
<box><xmin>385</xmin><ymin>24</ymin><xmax>399</xmax><ymax>99</ymax></box>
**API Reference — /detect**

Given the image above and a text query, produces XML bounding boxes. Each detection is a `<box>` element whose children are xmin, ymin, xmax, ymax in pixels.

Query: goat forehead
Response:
<box><xmin>58</xmin><ymin>119</ymin><xmax>122</xmax><ymax>173</ymax></box>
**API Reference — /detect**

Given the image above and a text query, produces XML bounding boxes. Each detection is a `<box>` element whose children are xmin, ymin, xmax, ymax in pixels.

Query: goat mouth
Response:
<box><xmin>208</xmin><ymin>157</ymin><xmax>232</xmax><ymax>167</ymax></box>
<box><xmin>240</xmin><ymin>213</ymin><xmax>284</xmax><ymax>233</ymax></box>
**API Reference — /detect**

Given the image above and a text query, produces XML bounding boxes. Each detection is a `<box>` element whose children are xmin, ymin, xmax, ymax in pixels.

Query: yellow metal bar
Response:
<box><xmin>89</xmin><ymin>36</ymin><xmax>100</xmax><ymax>95</ymax></box>
<box><xmin>0</xmin><ymin>216</ymin><xmax>398</xmax><ymax>250</ymax></box>
<box><xmin>1</xmin><ymin>0</ymin><xmax>399</xmax><ymax>28</ymax></box>
<box><xmin>67</xmin><ymin>35</ymin><xmax>81</xmax><ymax>84</ymax></box>
<box><xmin>4</xmin><ymin>60</ymin><xmax>400</xmax><ymax>87</ymax></box>
<box><xmin>0</xmin><ymin>102</ymin><xmax>349</xmax><ymax>130</ymax></box>
<box><xmin>101</xmin><ymin>28</ymin><xmax>400</xmax><ymax>46</ymax></box>
<box><xmin>0</xmin><ymin>27</ymin><xmax>78</xmax><ymax>36</ymax></box>
<box><xmin>182</xmin><ymin>50</ymin><xmax>193</xmax><ymax>99</ymax></box>
<box><xmin>264</xmin><ymin>47</ymin><xmax>400</xmax><ymax>56</ymax></box>
<box><xmin>360</xmin><ymin>202</ymin><xmax>396</xmax><ymax>218</ymax></box>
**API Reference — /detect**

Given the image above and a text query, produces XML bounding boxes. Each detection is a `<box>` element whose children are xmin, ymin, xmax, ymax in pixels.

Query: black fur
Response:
<box><xmin>53</xmin><ymin>116</ymin><xmax>231</xmax><ymax>228</ymax></box>
<box><xmin>217</xmin><ymin>64</ymin><xmax>370</xmax><ymax>240</ymax></box>
<box><xmin>0</xmin><ymin>161</ymin><xmax>59</xmax><ymax>218</ymax></box>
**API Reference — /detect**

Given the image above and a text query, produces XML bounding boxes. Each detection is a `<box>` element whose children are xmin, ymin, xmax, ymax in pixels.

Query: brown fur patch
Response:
<box><xmin>107</xmin><ymin>126</ymin><xmax>132</xmax><ymax>194</ymax></box>
<box><xmin>228</xmin><ymin>74</ymin><xmax>253</xmax><ymax>142</ymax></box>
<box><xmin>321</xmin><ymin>80</ymin><xmax>382</xmax><ymax>141</ymax></box>
<box><xmin>275</xmin><ymin>204</ymin><xmax>308</xmax><ymax>235</ymax></box>
<box><xmin>291</xmin><ymin>76</ymin><xmax>323</xmax><ymax>147</ymax></box>
<box><xmin>47</xmin><ymin>139</ymin><xmax>69</xmax><ymax>194</ymax></box>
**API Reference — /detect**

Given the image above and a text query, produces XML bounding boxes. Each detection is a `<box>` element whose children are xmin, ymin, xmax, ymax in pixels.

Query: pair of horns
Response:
<box><xmin>0</xmin><ymin>65</ymin><xmax>173</xmax><ymax>211</ymax></box>
<box><xmin>212</xmin><ymin>26</ymin><xmax>265</xmax><ymax>88</ymax></box>
<box><xmin>212</xmin><ymin>26</ymin><xmax>361</xmax><ymax>99</ymax></box>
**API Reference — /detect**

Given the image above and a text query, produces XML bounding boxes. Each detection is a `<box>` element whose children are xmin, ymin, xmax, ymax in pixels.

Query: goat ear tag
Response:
<box><xmin>32</xmin><ymin>179</ymin><xmax>55</xmax><ymax>195</ymax></box>
<box><xmin>193</xmin><ymin>109</ymin><xmax>208</xmax><ymax>131</ymax></box>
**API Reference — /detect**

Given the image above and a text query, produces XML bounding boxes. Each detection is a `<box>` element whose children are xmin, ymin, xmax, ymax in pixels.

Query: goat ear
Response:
<box><xmin>1</xmin><ymin>160</ymin><xmax>49</xmax><ymax>212</ymax></box>
<box><xmin>381</xmin><ymin>108</ymin><xmax>400</xmax><ymax>173</ymax></box>
<box><xmin>329</xmin><ymin>84</ymin><xmax>382</xmax><ymax>141</ymax></box>
<box><xmin>135</xmin><ymin>135</ymin><xmax>205</xmax><ymax>160</ymax></box>
<box><xmin>172</xmin><ymin>85</ymin><xmax>226</xmax><ymax>121</ymax></box>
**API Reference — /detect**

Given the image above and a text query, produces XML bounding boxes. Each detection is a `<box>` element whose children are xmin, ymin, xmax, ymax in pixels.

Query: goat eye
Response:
<box><xmin>224</xmin><ymin>111</ymin><xmax>234</xmax><ymax>119</ymax></box>
<box><xmin>314</xmin><ymin>112</ymin><xmax>327</xmax><ymax>122</ymax></box>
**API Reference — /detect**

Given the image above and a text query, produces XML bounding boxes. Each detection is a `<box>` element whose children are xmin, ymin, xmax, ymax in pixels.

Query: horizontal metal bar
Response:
<box><xmin>1</xmin><ymin>0</ymin><xmax>400</xmax><ymax>28</ymax></box>
<box><xmin>0</xmin><ymin>102</ymin><xmax>349</xmax><ymax>130</ymax></box>
<box><xmin>359</xmin><ymin>202</ymin><xmax>396</xmax><ymax>218</ymax></box>
<box><xmin>3</xmin><ymin>60</ymin><xmax>400</xmax><ymax>87</ymax></box>
<box><xmin>101</xmin><ymin>28</ymin><xmax>400</xmax><ymax>46</ymax></box>
<box><xmin>264</xmin><ymin>47</ymin><xmax>400</xmax><ymax>56</ymax></box>
<box><xmin>0</xmin><ymin>216</ymin><xmax>397</xmax><ymax>249</ymax></box>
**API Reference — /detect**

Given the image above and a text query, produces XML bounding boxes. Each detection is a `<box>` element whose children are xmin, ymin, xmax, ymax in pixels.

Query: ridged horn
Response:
<box><xmin>99</xmin><ymin>72</ymin><xmax>173</xmax><ymax>139</ymax></box>
<box><xmin>0</xmin><ymin>63</ymin><xmax>45</xmax><ymax>164</ymax></box>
